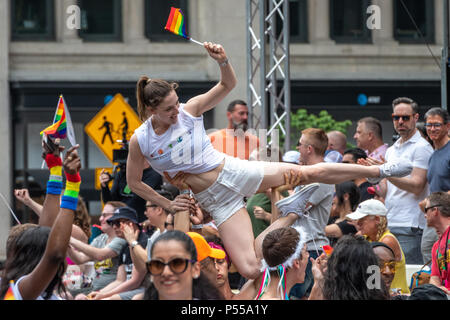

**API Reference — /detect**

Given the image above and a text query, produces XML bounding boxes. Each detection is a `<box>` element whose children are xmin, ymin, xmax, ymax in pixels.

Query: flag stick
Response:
<box><xmin>0</xmin><ymin>192</ymin><xmax>21</xmax><ymax>225</ymax></box>
<box><xmin>189</xmin><ymin>38</ymin><xmax>204</xmax><ymax>46</ymax></box>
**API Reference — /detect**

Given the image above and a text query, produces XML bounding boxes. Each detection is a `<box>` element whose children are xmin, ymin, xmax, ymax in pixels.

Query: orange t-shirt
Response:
<box><xmin>208</xmin><ymin>129</ymin><xmax>259</xmax><ymax>160</ymax></box>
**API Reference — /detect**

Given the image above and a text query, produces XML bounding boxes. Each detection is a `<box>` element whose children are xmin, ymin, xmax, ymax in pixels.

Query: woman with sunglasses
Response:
<box><xmin>371</xmin><ymin>242</ymin><xmax>398</xmax><ymax>296</ymax></box>
<box><xmin>127</xmin><ymin>42</ymin><xmax>413</xmax><ymax>280</ymax></box>
<box><xmin>144</xmin><ymin>230</ymin><xmax>222</xmax><ymax>300</ymax></box>
<box><xmin>346</xmin><ymin>199</ymin><xmax>410</xmax><ymax>294</ymax></box>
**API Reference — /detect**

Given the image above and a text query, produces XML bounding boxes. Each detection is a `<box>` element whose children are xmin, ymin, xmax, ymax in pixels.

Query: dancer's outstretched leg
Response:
<box><xmin>218</xmin><ymin>183</ymin><xmax>319</xmax><ymax>279</ymax></box>
<box><xmin>256</xmin><ymin>158</ymin><xmax>412</xmax><ymax>193</ymax></box>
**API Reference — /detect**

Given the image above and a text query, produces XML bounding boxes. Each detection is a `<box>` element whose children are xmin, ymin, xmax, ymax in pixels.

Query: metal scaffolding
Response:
<box><xmin>442</xmin><ymin>0</ymin><xmax>449</xmax><ymax>110</ymax></box>
<box><xmin>246</xmin><ymin>0</ymin><xmax>291</xmax><ymax>150</ymax></box>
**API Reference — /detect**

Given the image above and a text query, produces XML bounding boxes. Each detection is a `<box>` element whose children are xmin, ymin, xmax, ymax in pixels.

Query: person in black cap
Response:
<box><xmin>84</xmin><ymin>206</ymin><xmax>149</xmax><ymax>300</ymax></box>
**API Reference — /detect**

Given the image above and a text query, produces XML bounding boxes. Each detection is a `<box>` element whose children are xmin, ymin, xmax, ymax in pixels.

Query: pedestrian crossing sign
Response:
<box><xmin>84</xmin><ymin>93</ymin><xmax>141</xmax><ymax>164</ymax></box>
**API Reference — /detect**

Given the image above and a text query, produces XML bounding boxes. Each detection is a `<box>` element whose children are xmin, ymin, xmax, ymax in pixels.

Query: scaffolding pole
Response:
<box><xmin>442</xmin><ymin>0</ymin><xmax>449</xmax><ymax>110</ymax></box>
<box><xmin>246</xmin><ymin>0</ymin><xmax>291</xmax><ymax>150</ymax></box>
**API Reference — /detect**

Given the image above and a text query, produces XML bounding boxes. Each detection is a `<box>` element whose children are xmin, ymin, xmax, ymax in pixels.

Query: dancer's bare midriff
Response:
<box><xmin>183</xmin><ymin>159</ymin><xmax>225</xmax><ymax>194</ymax></box>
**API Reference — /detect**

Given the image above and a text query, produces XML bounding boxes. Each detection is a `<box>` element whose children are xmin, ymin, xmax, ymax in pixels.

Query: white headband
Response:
<box><xmin>259</xmin><ymin>226</ymin><xmax>307</xmax><ymax>272</ymax></box>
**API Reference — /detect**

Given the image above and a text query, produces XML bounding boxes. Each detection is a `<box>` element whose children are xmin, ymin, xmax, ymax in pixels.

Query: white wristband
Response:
<box><xmin>191</xmin><ymin>224</ymin><xmax>203</xmax><ymax>229</ymax></box>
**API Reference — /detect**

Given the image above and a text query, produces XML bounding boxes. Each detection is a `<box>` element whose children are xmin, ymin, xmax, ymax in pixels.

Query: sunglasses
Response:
<box><xmin>107</xmin><ymin>218</ymin><xmax>128</xmax><ymax>227</ymax></box>
<box><xmin>296</xmin><ymin>141</ymin><xmax>310</xmax><ymax>148</ymax></box>
<box><xmin>379</xmin><ymin>261</ymin><xmax>396</xmax><ymax>272</ymax></box>
<box><xmin>424</xmin><ymin>205</ymin><xmax>441</xmax><ymax>213</ymax></box>
<box><xmin>391</xmin><ymin>114</ymin><xmax>413</xmax><ymax>121</ymax></box>
<box><xmin>146</xmin><ymin>258</ymin><xmax>194</xmax><ymax>275</ymax></box>
<box><xmin>424</xmin><ymin>123</ymin><xmax>443</xmax><ymax>129</ymax></box>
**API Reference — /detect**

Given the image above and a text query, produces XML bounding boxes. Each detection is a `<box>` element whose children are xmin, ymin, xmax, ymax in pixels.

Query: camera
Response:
<box><xmin>105</xmin><ymin>139</ymin><xmax>128</xmax><ymax>182</ymax></box>
<box><xmin>113</xmin><ymin>139</ymin><xmax>129</xmax><ymax>164</ymax></box>
<box><xmin>113</xmin><ymin>148</ymin><xmax>128</xmax><ymax>164</ymax></box>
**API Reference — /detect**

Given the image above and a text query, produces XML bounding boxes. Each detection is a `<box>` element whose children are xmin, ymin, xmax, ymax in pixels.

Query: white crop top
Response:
<box><xmin>134</xmin><ymin>103</ymin><xmax>225</xmax><ymax>178</ymax></box>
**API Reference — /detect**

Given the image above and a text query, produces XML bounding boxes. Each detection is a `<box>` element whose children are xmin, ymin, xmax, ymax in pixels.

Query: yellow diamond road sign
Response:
<box><xmin>85</xmin><ymin>93</ymin><xmax>142</xmax><ymax>164</ymax></box>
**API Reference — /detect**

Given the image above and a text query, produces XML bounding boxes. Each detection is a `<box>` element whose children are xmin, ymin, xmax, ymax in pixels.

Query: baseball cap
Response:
<box><xmin>346</xmin><ymin>199</ymin><xmax>387</xmax><ymax>220</ymax></box>
<box><xmin>187</xmin><ymin>232</ymin><xmax>226</xmax><ymax>262</ymax></box>
<box><xmin>208</xmin><ymin>242</ymin><xmax>231</xmax><ymax>268</ymax></box>
<box><xmin>107</xmin><ymin>206</ymin><xmax>139</xmax><ymax>225</ymax></box>
<box><xmin>282</xmin><ymin>150</ymin><xmax>300</xmax><ymax>164</ymax></box>
<box><xmin>324</xmin><ymin>150</ymin><xmax>343</xmax><ymax>163</ymax></box>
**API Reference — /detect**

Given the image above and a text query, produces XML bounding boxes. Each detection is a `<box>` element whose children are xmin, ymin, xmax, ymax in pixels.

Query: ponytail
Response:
<box><xmin>135</xmin><ymin>77</ymin><xmax>180</xmax><ymax>122</ymax></box>
<box><xmin>136</xmin><ymin>76</ymin><xmax>150</xmax><ymax>122</ymax></box>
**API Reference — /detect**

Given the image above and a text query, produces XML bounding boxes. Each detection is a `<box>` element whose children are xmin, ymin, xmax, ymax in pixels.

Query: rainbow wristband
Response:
<box><xmin>46</xmin><ymin>154</ymin><xmax>63</xmax><ymax>194</ymax></box>
<box><xmin>60</xmin><ymin>172</ymin><xmax>81</xmax><ymax>211</ymax></box>
<box><xmin>49</xmin><ymin>166</ymin><xmax>63</xmax><ymax>182</ymax></box>
<box><xmin>45</xmin><ymin>154</ymin><xmax>62</xmax><ymax>170</ymax></box>
<box><xmin>47</xmin><ymin>181</ymin><xmax>63</xmax><ymax>195</ymax></box>
<box><xmin>60</xmin><ymin>195</ymin><xmax>78</xmax><ymax>211</ymax></box>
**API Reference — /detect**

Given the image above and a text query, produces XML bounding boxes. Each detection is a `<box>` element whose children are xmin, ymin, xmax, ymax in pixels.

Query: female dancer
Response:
<box><xmin>126</xmin><ymin>42</ymin><xmax>412</xmax><ymax>279</ymax></box>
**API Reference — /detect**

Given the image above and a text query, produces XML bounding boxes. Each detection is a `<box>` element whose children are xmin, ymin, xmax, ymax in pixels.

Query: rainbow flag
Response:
<box><xmin>322</xmin><ymin>245</ymin><xmax>333</xmax><ymax>257</ymax></box>
<box><xmin>40</xmin><ymin>95</ymin><xmax>77</xmax><ymax>146</ymax></box>
<box><xmin>40</xmin><ymin>95</ymin><xmax>67</xmax><ymax>138</ymax></box>
<box><xmin>3</xmin><ymin>280</ymin><xmax>16</xmax><ymax>300</ymax></box>
<box><xmin>164</xmin><ymin>7</ymin><xmax>189</xmax><ymax>39</ymax></box>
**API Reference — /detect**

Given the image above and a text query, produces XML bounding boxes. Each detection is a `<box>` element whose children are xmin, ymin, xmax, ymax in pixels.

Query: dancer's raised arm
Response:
<box><xmin>184</xmin><ymin>42</ymin><xmax>237</xmax><ymax>117</ymax></box>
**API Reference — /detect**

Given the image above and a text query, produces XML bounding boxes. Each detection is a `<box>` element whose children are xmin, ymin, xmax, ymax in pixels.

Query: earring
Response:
<box><xmin>193</xmin><ymin>274</ymin><xmax>199</xmax><ymax>279</ymax></box>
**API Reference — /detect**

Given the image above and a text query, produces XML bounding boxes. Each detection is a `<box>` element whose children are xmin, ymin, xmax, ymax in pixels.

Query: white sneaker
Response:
<box><xmin>367</xmin><ymin>158</ymin><xmax>413</xmax><ymax>184</ymax></box>
<box><xmin>275</xmin><ymin>183</ymin><xmax>320</xmax><ymax>217</ymax></box>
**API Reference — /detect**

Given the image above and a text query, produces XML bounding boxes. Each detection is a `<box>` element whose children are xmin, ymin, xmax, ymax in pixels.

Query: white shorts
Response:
<box><xmin>194</xmin><ymin>156</ymin><xmax>264</xmax><ymax>227</ymax></box>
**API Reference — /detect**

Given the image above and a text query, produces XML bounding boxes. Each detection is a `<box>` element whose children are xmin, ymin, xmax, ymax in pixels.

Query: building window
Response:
<box><xmin>11</xmin><ymin>0</ymin><xmax>54</xmax><ymax>41</ymax></box>
<box><xmin>276</xmin><ymin>0</ymin><xmax>308</xmax><ymax>43</ymax></box>
<box><xmin>330</xmin><ymin>0</ymin><xmax>371</xmax><ymax>43</ymax></box>
<box><xmin>78</xmin><ymin>0</ymin><xmax>122</xmax><ymax>42</ymax></box>
<box><xmin>394</xmin><ymin>0</ymin><xmax>434</xmax><ymax>44</ymax></box>
<box><xmin>145</xmin><ymin>0</ymin><xmax>189</xmax><ymax>42</ymax></box>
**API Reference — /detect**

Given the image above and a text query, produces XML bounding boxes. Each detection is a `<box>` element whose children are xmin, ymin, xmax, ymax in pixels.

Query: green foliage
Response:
<box><xmin>291</xmin><ymin>109</ymin><xmax>352</xmax><ymax>133</ymax></box>
<box><xmin>282</xmin><ymin>109</ymin><xmax>353</xmax><ymax>150</ymax></box>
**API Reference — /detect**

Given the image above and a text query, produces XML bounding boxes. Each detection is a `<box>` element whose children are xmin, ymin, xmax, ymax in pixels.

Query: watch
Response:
<box><xmin>218</xmin><ymin>59</ymin><xmax>229</xmax><ymax>67</ymax></box>
<box><xmin>130</xmin><ymin>240</ymin><xmax>139</xmax><ymax>249</ymax></box>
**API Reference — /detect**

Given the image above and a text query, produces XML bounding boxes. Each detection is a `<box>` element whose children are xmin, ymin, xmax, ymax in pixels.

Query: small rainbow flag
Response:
<box><xmin>41</xmin><ymin>95</ymin><xmax>67</xmax><ymax>138</ymax></box>
<box><xmin>3</xmin><ymin>280</ymin><xmax>16</xmax><ymax>300</ymax></box>
<box><xmin>164</xmin><ymin>7</ymin><xmax>202</xmax><ymax>45</ymax></box>
<box><xmin>322</xmin><ymin>245</ymin><xmax>333</xmax><ymax>257</ymax></box>
<box><xmin>40</xmin><ymin>95</ymin><xmax>77</xmax><ymax>146</ymax></box>
<box><xmin>165</xmin><ymin>7</ymin><xmax>189</xmax><ymax>39</ymax></box>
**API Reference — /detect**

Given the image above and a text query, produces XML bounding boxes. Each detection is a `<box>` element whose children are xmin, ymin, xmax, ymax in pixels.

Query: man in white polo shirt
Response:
<box><xmin>373</xmin><ymin>97</ymin><xmax>433</xmax><ymax>264</ymax></box>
